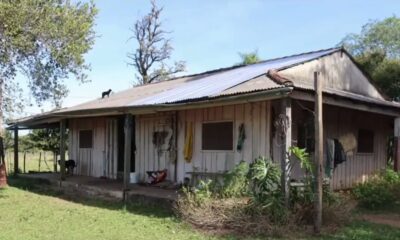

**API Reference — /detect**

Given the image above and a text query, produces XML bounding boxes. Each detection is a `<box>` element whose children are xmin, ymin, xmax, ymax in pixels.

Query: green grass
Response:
<box><xmin>0</xmin><ymin>178</ymin><xmax>216</xmax><ymax>240</ymax></box>
<box><xmin>315</xmin><ymin>221</ymin><xmax>400</xmax><ymax>240</ymax></box>
<box><xmin>0</xmin><ymin>178</ymin><xmax>400</xmax><ymax>240</ymax></box>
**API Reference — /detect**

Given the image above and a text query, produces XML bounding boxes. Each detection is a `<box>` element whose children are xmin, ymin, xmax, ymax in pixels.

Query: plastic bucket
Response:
<box><xmin>130</xmin><ymin>172</ymin><xmax>139</xmax><ymax>184</ymax></box>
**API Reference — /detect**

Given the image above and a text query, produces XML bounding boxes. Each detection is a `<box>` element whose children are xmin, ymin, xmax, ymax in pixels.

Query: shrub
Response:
<box><xmin>247</xmin><ymin>156</ymin><xmax>288</xmax><ymax>223</ymax></box>
<box><xmin>220</xmin><ymin>161</ymin><xmax>249</xmax><ymax>198</ymax></box>
<box><xmin>353</xmin><ymin>169</ymin><xmax>400</xmax><ymax>210</ymax></box>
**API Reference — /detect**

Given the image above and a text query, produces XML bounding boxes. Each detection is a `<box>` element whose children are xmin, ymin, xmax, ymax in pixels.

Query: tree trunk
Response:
<box><xmin>0</xmin><ymin>78</ymin><xmax>4</xmax><ymax>138</ymax></box>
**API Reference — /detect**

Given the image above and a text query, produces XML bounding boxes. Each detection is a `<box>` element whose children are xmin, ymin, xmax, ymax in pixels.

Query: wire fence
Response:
<box><xmin>4</xmin><ymin>151</ymin><xmax>60</xmax><ymax>175</ymax></box>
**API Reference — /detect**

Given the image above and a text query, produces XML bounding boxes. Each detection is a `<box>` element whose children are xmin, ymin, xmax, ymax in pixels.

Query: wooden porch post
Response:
<box><xmin>13</xmin><ymin>128</ymin><xmax>19</xmax><ymax>175</ymax></box>
<box><xmin>394</xmin><ymin>118</ymin><xmax>400</xmax><ymax>172</ymax></box>
<box><xmin>60</xmin><ymin>119</ymin><xmax>67</xmax><ymax>180</ymax></box>
<box><xmin>281</xmin><ymin>97</ymin><xmax>292</xmax><ymax>207</ymax></box>
<box><xmin>123</xmin><ymin>114</ymin><xmax>133</xmax><ymax>190</ymax></box>
<box><xmin>314</xmin><ymin>71</ymin><xmax>323</xmax><ymax>234</ymax></box>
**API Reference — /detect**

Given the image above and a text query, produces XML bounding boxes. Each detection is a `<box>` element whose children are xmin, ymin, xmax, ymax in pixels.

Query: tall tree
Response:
<box><xmin>238</xmin><ymin>50</ymin><xmax>261</xmax><ymax>65</ymax></box>
<box><xmin>128</xmin><ymin>0</ymin><xmax>185</xmax><ymax>85</ymax></box>
<box><xmin>0</xmin><ymin>0</ymin><xmax>97</xmax><ymax>134</ymax></box>
<box><xmin>340</xmin><ymin>16</ymin><xmax>400</xmax><ymax>99</ymax></box>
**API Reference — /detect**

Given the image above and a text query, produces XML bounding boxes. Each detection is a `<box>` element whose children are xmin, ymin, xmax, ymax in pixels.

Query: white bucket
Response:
<box><xmin>130</xmin><ymin>172</ymin><xmax>139</xmax><ymax>184</ymax></box>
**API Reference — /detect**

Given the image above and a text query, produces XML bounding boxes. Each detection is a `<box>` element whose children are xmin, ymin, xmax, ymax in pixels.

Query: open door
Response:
<box><xmin>117</xmin><ymin>116</ymin><xmax>135</xmax><ymax>179</ymax></box>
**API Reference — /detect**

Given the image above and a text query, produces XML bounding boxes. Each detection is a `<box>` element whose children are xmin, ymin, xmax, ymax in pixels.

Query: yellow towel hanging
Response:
<box><xmin>184</xmin><ymin>121</ymin><xmax>193</xmax><ymax>162</ymax></box>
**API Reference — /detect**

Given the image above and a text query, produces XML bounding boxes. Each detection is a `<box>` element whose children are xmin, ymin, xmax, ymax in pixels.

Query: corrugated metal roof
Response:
<box><xmin>55</xmin><ymin>47</ymin><xmax>339</xmax><ymax>113</ymax></box>
<box><xmin>13</xmin><ymin>46</ymin><xmax>400</xmax><ymax>127</ymax></box>
<box><xmin>128</xmin><ymin>48</ymin><xmax>339</xmax><ymax>106</ymax></box>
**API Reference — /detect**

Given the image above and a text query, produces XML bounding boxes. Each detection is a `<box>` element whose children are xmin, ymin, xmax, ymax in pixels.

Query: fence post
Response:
<box><xmin>23</xmin><ymin>152</ymin><xmax>26</xmax><ymax>173</ymax></box>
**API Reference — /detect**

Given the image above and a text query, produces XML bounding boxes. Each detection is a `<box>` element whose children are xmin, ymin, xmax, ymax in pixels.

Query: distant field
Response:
<box><xmin>4</xmin><ymin>151</ymin><xmax>58</xmax><ymax>174</ymax></box>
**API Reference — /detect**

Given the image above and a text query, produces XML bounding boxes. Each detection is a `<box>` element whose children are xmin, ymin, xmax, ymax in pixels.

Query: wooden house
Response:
<box><xmin>9</xmin><ymin>47</ymin><xmax>400</xmax><ymax>190</ymax></box>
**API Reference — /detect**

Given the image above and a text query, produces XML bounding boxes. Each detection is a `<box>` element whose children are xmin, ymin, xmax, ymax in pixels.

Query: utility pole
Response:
<box><xmin>314</xmin><ymin>71</ymin><xmax>323</xmax><ymax>234</ymax></box>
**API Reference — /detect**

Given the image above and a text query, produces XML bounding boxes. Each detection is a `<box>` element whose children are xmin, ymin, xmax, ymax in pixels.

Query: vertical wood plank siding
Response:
<box><xmin>291</xmin><ymin>101</ymin><xmax>393</xmax><ymax>189</ymax></box>
<box><xmin>68</xmin><ymin>117</ymin><xmax>118</xmax><ymax>179</ymax></box>
<box><xmin>67</xmin><ymin>99</ymin><xmax>392</xmax><ymax>190</ymax></box>
<box><xmin>135</xmin><ymin>101</ymin><xmax>272</xmax><ymax>182</ymax></box>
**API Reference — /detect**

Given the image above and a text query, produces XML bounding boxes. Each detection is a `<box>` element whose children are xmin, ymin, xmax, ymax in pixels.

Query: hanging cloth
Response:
<box><xmin>334</xmin><ymin>139</ymin><xmax>346</xmax><ymax>167</ymax></box>
<box><xmin>184</xmin><ymin>122</ymin><xmax>193</xmax><ymax>163</ymax></box>
<box><xmin>325</xmin><ymin>138</ymin><xmax>335</xmax><ymax>178</ymax></box>
<box><xmin>236</xmin><ymin>123</ymin><xmax>246</xmax><ymax>152</ymax></box>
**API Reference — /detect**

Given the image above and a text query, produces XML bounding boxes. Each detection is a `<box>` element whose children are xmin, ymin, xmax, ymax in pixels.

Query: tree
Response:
<box><xmin>128</xmin><ymin>0</ymin><xmax>185</xmax><ymax>85</ymax></box>
<box><xmin>238</xmin><ymin>50</ymin><xmax>261</xmax><ymax>65</ymax></box>
<box><xmin>0</xmin><ymin>0</ymin><xmax>97</xmax><ymax>134</ymax></box>
<box><xmin>340</xmin><ymin>16</ymin><xmax>400</xmax><ymax>99</ymax></box>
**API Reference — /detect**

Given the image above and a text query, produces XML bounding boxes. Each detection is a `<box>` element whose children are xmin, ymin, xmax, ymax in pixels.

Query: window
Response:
<box><xmin>202</xmin><ymin>121</ymin><xmax>233</xmax><ymax>151</ymax></box>
<box><xmin>357</xmin><ymin>129</ymin><xmax>374</xmax><ymax>153</ymax></box>
<box><xmin>297</xmin><ymin>116</ymin><xmax>314</xmax><ymax>152</ymax></box>
<box><xmin>79</xmin><ymin>130</ymin><xmax>93</xmax><ymax>149</ymax></box>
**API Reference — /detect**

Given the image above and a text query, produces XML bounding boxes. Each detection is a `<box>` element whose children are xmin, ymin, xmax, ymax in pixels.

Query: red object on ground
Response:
<box><xmin>0</xmin><ymin>163</ymin><xmax>7</xmax><ymax>188</ymax></box>
<box><xmin>146</xmin><ymin>169</ymin><xmax>167</xmax><ymax>185</ymax></box>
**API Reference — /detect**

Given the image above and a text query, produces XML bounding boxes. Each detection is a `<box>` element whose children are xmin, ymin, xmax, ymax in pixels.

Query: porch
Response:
<box><xmin>17</xmin><ymin>173</ymin><xmax>179</xmax><ymax>202</ymax></box>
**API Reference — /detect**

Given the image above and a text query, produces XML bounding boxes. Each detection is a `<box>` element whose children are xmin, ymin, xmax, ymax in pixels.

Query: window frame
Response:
<box><xmin>201</xmin><ymin>120</ymin><xmax>234</xmax><ymax>152</ymax></box>
<box><xmin>357</xmin><ymin>129</ymin><xmax>374</xmax><ymax>154</ymax></box>
<box><xmin>79</xmin><ymin>129</ymin><xmax>94</xmax><ymax>149</ymax></box>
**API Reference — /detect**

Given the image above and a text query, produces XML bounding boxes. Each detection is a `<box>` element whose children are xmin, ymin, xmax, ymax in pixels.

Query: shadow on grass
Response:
<box><xmin>7</xmin><ymin>176</ymin><xmax>175</xmax><ymax>220</ymax></box>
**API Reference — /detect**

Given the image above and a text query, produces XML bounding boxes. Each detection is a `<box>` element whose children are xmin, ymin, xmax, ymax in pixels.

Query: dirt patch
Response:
<box><xmin>361</xmin><ymin>214</ymin><xmax>400</xmax><ymax>228</ymax></box>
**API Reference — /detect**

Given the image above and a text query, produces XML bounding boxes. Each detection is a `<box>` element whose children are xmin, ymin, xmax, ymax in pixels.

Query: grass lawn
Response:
<box><xmin>0</xmin><ymin>178</ymin><xmax>399</xmax><ymax>240</ymax></box>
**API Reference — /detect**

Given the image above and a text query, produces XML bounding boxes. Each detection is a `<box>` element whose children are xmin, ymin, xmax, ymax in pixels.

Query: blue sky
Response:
<box><xmin>24</xmin><ymin>0</ymin><xmax>400</xmax><ymax>114</ymax></box>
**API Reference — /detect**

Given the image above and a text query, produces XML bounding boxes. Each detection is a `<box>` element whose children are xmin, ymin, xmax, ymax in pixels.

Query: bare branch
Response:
<box><xmin>128</xmin><ymin>0</ymin><xmax>185</xmax><ymax>85</ymax></box>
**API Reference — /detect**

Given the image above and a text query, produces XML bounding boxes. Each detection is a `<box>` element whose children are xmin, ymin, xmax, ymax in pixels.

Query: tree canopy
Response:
<box><xmin>0</xmin><ymin>0</ymin><xmax>97</xmax><ymax>130</ymax></box>
<box><xmin>238</xmin><ymin>50</ymin><xmax>261</xmax><ymax>65</ymax></box>
<box><xmin>340</xmin><ymin>16</ymin><xmax>400</xmax><ymax>100</ymax></box>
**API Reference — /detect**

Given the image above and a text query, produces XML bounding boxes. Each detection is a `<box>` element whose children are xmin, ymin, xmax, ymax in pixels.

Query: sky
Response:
<box><xmin>22</xmin><ymin>0</ymin><xmax>400</xmax><ymax>115</ymax></box>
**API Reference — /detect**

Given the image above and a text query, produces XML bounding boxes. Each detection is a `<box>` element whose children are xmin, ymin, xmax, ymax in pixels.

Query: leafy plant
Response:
<box><xmin>353</xmin><ymin>169</ymin><xmax>400</xmax><ymax>209</ymax></box>
<box><xmin>221</xmin><ymin>161</ymin><xmax>249</xmax><ymax>198</ymax></box>
<box><xmin>247</xmin><ymin>157</ymin><xmax>288</xmax><ymax>222</ymax></box>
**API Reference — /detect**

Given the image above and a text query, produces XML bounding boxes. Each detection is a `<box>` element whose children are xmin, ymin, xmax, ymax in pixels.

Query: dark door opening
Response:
<box><xmin>117</xmin><ymin>116</ymin><xmax>135</xmax><ymax>178</ymax></box>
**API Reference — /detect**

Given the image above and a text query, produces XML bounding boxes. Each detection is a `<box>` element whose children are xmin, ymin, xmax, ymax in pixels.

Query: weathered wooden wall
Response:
<box><xmin>133</xmin><ymin>101</ymin><xmax>272</xmax><ymax>182</ymax></box>
<box><xmin>135</xmin><ymin>113</ymin><xmax>176</xmax><ymax>182</ymax></box>
<box><xmin>291</xmin><ymin>100</ymin><xmax>393</xmax><ymax>189</ymax></box>
<box><xmin>68</xmin><ymin>117</ymin><xmax>118</xmax><ymax>179</ymax></box>
<box><xmin>67</xmin><ymin>99</ymin><xmax>393</xmax><ymax>190</ymax></box>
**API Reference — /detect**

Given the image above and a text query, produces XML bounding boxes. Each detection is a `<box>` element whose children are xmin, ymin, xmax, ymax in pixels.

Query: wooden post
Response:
<box><xmin>14</xmin><ymin>128</ymin><xmax>19</xmax><ymax>175</ymax></box>
<box><xmin>281</xmin><ymin>97</ymin><xmax>292</xmax><ymax>207</ymax></box>
<box><xmin>314</xmin><ymin>71</ymin><xmax>323</xmax><ymax>234</ymax></box>
<box><xmin>23</xmin><ymin>152</ymin><xmax>26</xmax><ymax>173</ymax></box>
<box><xmin>60</xmin><ymin>119</ymin><xmax>67</xmax><ymax>180</ymax></box>
<box><xmin>123</xmin><ymin>114</ymin><xmax>133</xmax><ymax>191</ymax></box>
<box><xmin>38</xmin><ymin>152</ymin><xmax>42</xmax><ymax>172</ymax></box>
<box><xmin>394</xmin><ymin>118</ymin><xmax>400</xmax><ymax>172</ymax></box>
<box><xmin>53</xmin><ymin>152</ymin><xmax>57</xmax><ymax>173</ymax></box>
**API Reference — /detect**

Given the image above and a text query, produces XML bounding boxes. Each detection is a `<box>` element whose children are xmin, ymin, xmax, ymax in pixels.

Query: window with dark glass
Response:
<box><xmin>79</xmin><ymin>130</ymin><xmax>93</xmax><ymax>149</ymax></box>
<box><xmin>357</xmin><ymin>129</ymin><xmax>374</xmax><ymax>153</ymax></box>
<box><xmin>202</xmin><ymin>122</ymin><xmax>233</xmax><ymax>151</ymax></box>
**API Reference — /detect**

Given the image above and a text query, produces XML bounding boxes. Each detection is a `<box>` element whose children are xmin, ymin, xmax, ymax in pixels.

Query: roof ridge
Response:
<box><xmin>166</xmin><ymin>46</ymin><xmax>342</xmax><ymax>81</ymax></box>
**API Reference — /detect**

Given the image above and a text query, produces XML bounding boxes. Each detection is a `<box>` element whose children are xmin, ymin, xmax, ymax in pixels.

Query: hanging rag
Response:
<box><xmin>184</xmin><ymin>122</ymin><xmax>193</xmax><ymax>163</ymax></box>
<box><xmin>325</xmin><ymin>138</ymin><xmax>335</xmax><ymax>177</ymax></box>
<box><xmin>334</xmin><ymin>139</ymin><xmax>346</xmax><ymax>167</ymax></box>
<box><xmin>236</xmin><ymin>123</ymin><xmax>246</xmax><ymax>152</ymax></box>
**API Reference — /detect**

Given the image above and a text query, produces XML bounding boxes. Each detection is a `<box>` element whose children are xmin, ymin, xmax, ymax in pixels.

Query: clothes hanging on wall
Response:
<box><xmin>236</xmin><ymin>123</ymin><xmax>246</xmax><ymax>152</ymax></box>
<box><xmin>184</xmin><ymin>122</ymin><xmax>193</xmax><ymax>163</ymax></box>
<box><xmin>326</xmin><ymin>139</ymin><xmax>335</xmax><ymax>177</ymax></box>
<box><xmin>334</xmin><ymin>139</ymin><xmax>347</xmax><ymax>167</ymax></box>
<box><xmin>326</xmin><ymin>138</ymin><xmax>347</xmax><ymax>177</ymax></box>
